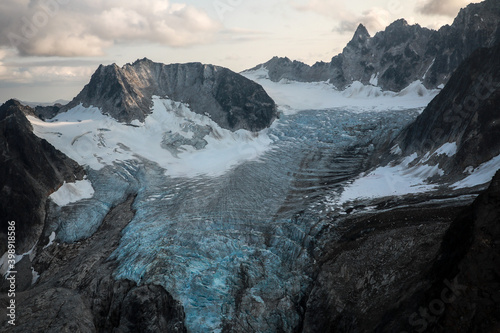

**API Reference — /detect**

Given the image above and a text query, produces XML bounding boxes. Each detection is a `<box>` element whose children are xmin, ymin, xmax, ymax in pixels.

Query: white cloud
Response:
<box><xmin>0</xmin><ymin>0</ymin><xmax>222</xmax><ymax>57</ymax></box>
<box><xmin>292</xmin><ymin>0</ymin><xmax>345</xmax><ymax>14</ymax></box>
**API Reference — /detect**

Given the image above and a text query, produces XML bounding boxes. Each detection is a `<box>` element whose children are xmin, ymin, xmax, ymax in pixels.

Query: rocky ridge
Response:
<box><xmin>0</xmin><ymin>100</ymin><xmax>84</xmax><ymax>253</ymax></box>
<box><xmin>62</xmin><ymin>59</ymin><xmax>278</xmax><ymax>132</ymax></box>
<box><xmin>248</xmin><ymin>0</ymin><xmax>500</xmax><ymax>91</ymax></box>
<box><xmin>374</xmin><ymin>42</ymin><xmax>500</xmax><ymax>183</ymax></box>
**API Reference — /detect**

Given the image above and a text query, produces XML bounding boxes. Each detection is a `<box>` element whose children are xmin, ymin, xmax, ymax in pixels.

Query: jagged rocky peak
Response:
<box><xmin>346</xmin><ymin>23</ymin><xmax>371</xmax><ymax>48</ymax></box>
<box><xmin>63</xmin><ymin>58</ymin><xmax>278</xmax><ymax>132</ymax></box>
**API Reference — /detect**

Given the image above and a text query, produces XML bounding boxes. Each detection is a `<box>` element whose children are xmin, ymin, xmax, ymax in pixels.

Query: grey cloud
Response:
<box><xmin>417</xmin><ymin>0</ymin><xmax>472</xmax><ymax>16</ymax></box>
<box><xmin>291</xmin><ymin>1</ymin><xmax>389</xmax><ymax>35</ymax></box>
<box><xmin>0</xmin><ymin>0</ymin><xmax>222</xmax><ymax>57</ymax></box>
<box><xmin>334</xmin><ymin>8</ymin><xmax>391</xmax><ymax>35</ymax></box>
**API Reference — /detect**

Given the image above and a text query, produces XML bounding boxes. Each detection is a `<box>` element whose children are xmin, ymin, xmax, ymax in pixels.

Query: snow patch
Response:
<box><xmin>31</xmin><ymin>267</ymin><xmax>40</xmax><ymax>285</ymax></box>
<box><xmin>369</xmin><ymin>73</ymin><xmax>379</xmax><ymax>86</ymax></box>
<box><xmin>434</xmin><ymin>142</ymin><xmax>457</xmax><ymax>157</ymax></box>
<box><xmin>43</xmin><ymin>232</ymin><xmax>57</xmax><ymax>249</ymax></box>
<box><xmin>326</xmin><ymin>153</ymin><xmax>443</xmax><ymax>207</ymax></box>
<box><xmin>0</xmin><ymin>252</ymin><xmax>8</xmax><ymax>277</ymax></box>
<box><xmin>390</xmin><ymin>144</ymin><xmax>402</xmax><ymax>155</ymax></box>
<box><xmin>452</xmin><ymin>154</ymin><xmax>500</xmax><ymax>189</ymax></box>
<box><xmin>0</xmin><ymin>243</ymin><xmax>37</xmax><ymax>277</ymax></box>
<box><xmin>423</xmin><ymin>58</ymin><xmax>435</xmax><ymax>80</ymax></box>
<box><xmin>49</xmin><ymin>179</ymin><xmax>95</xmax><ymax>206</ymax></box>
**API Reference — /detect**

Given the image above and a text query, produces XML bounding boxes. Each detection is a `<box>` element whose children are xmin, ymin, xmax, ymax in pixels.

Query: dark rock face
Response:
<box><xmin>387</xmin><ymin>42</ymin><xmax>500</xmax><ymax>178</ymax></box>
<box><xmin>0</xmin><ymin>195</ymin><xmax>187</xmax><ymax>333</ymax></box>
<box><xmin>248</xmin><ymin>0</ymin><xmax>500</xmax><ymax>91</ymax></box>
<box><xmin>426</xmin><ymin>170</ymin><xmax>500</xmax><ymax>332</ymax></box>
<box><xmin>302</xmin><ymin>202</ymin><xmax>461</xmax><ymax>332</ymax></box>
<box><xmin>0</xmin><ymin>100</ymin><xmax>84</xmax><ymax>253</ymax></box>
<box><xmin>302</xmin><ymin>169</ymin><xmax>500</xmax><ymax>332</ymax></box>
<box><xmin>63</xmin><ymin>59</ymin><xmax>278</xmax><ymax>132</ymax></box>
<box><xmin>34</xmin><ymin>103</ymin><xmax>63</xmax><ymax>120</ymax></box>
<box><xmin>376</xmin><ymin>170</ymin><xmax>500</xmax><ymax>332</ymax></box>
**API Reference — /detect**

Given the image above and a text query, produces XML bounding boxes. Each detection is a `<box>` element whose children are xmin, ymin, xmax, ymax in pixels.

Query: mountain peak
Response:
<box><xmin>388</xmin><ymin>18</ymin><xmax>408</xmax><ymax>28</ymax></box>
<box><xmin>353</xmin><ymin>23</ymin><xmax>370</xmax><ymax>39</ymax></box>
<box><xmin>0</xmin><ymin>99</ymin><xmax>35</xmax><ymax>119</ymax></box>
<box><xmin>63</xmin><ymin>60</ymin><xmax>277</xmax><ymax>132</ymax></box>
<box><xmin>346</xmin><ymin>23</ymin><xmax>371</xmax><ymax>49</ymax></box>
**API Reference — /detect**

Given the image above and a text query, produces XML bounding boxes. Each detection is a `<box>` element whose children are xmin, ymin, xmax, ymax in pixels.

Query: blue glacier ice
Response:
<box><xmin>109</xmin><ymin>109</ymin><xmax>420</xmax><ymax>332</ymax></box>
<box><xmin>45</xmin><ymin>108</ymin><xmax>421</xmax><ymax>332</ymax></box>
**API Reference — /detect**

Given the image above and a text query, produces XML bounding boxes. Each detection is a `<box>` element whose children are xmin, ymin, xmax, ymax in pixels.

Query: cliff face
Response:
<box><xmin>248</xmin><ymin>0</ymin><xmax>500</xmax><ymax>91</ymax></box>
<box><xmin>384</xmin><ymin>42</ymin><xmax>500</xmax><ymax>179</ymax></box>
<box><xmin>63</xmin><ymin>59</ymin><xmax>278</xmax><ymax>132</ymax></box>
<box><xmin>301</xmin><ymin>165</ymin><xmax>500</xmax><ymax>333</ymax></box>
<box><xmin>0</xmin><ymin>100</ymin><xmax>84</xmax><ymax>253</ymax></box>
<box><xmin>376</xmin><ymin>170</ymin><xmax>500</xmax><ymax>332</ymax></box>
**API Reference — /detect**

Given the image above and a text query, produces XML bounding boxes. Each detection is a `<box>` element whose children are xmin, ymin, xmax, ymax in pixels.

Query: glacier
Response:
<box><xmin>29</xmin><ymin>96</ymin><xmax>426</xmax><ymax>331</ymax></box>
<box><xmin>107</xmin><ymin>108</ymin><xmax>423</xmax><ymax>332</ymax></box>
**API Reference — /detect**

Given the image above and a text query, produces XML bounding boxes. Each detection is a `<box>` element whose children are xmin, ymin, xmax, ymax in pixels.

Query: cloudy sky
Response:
<box><xmin>0</xmin><ymin>0</ymin><xmax>482</xmax><ymax>103</ymax></box>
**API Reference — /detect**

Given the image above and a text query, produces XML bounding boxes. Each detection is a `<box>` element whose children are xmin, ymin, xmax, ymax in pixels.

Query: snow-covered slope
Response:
<box><xmin>242</xmin><ymin>67</ymin><xmax>439</xmax><ymax>115</ymax></box>
<box><xmin>29</xmin><ymin>96</ymin><xmax>272</xmax><ymax>178</ymax></box>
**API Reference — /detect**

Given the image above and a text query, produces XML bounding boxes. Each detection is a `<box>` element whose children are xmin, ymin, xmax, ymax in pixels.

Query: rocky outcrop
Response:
<box><xmin>376</xmin><ymin>170</ymin><xmax>500</xmax><ymax>332</ymax></box>
<box><xmin>248</xmin><ymin>0</ymin><xmax>500</xmax><ymax>91</ymax></box>
<box><xmin>302</xmin><ymin>168</ymin><xmax>500</xmax><ymax>332</ymax></box>
<box><xmin>380</xmin><ymin>42</ymin><xmax>500</xmax><ymax>179</ymax></box>
<box><xmin>34</xmin><ymin>103</ymin><xmax>63</xmax><ymax>120</ymax></box>
<box><xmin>0</xmin><ymin>195</ymin><xmax>187</xmax><ymax>333</ymax></box>
<box><xmin>0</xmin><ymin>100</ymin><xmax>84</xmax><ymax>253</ymax></box>
<box><xmin>63</xmin><ymin>59</ymin><xmax>278</xmax><ymax>132</ymax></box>
<box><xmin>302</xmin><ymin>199</ymin><xmax>462</xmax><ymax>332</ymax></box>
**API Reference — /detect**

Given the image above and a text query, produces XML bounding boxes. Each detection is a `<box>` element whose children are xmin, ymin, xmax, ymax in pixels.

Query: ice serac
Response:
<box><xmin>63</xmin><ymin>59</ymin><xmax>278</xmax><ymax>131</ymax></box>
<box><xmin>0</xmin><ymin>100</ymin><xmax>84</xmax><ymax>253</ymax></box>
<box><xmin>387</xmin><ymin>42</ymin><xmax>500</xmax><ymax>179</ymax></box>
<box><xmin>247</xmin><ymin>0</ymin><xmax>500</xmax><ymax>91</ymax></box>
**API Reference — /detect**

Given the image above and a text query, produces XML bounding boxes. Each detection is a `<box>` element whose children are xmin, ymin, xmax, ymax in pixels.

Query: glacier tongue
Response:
<box><xmin>105</xmin><ymin>109</ymin><xmax>420</xmax><ymax>332</ymax></box>
<box><xmin>29</xmin><ymin>98</ymin><xmax>423</xmax><ymax>331</ymax></box>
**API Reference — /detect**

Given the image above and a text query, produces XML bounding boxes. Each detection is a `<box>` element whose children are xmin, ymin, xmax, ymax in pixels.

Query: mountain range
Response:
<box><xmin>0</xmin><ymin>0</ymin><xmax>499</xmax><ymax>332</ymax></box>
<box><xmin>248</xmin><ymin>0</ymin><xmax>500</xmax><ymax>92</ymax></box>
